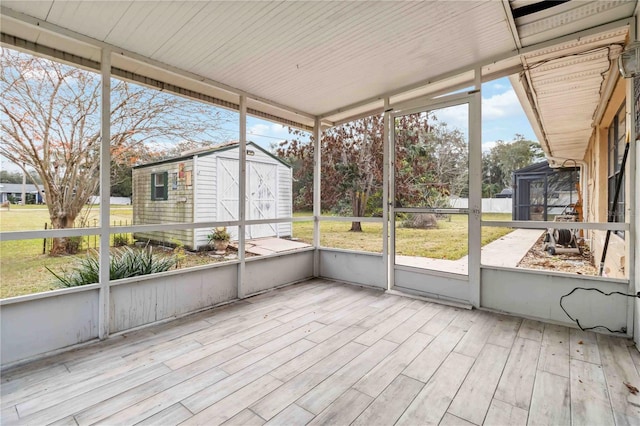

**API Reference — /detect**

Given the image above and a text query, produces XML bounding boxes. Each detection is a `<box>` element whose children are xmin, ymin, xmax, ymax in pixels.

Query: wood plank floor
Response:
<box><xmin>3</xmin><ymin>278</ymin><xmax>640</xmax><ymax>425</ymax></box>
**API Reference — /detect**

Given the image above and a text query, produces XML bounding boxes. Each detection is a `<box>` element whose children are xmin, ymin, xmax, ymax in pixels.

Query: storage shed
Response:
<box><xmin>132</xmin><ymin>141</ymin><xmax>292</xmax><ymax>250</ymax></box>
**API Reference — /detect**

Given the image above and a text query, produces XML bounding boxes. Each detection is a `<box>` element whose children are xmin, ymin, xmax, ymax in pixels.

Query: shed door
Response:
<box><xmin>247</xmin><ymin>161</ymin><xmax>277</xmax><ymax>239</ymax></box>
<box><xmin>218</xmin><ymin>157</ymin><xmax>240</xmax><ymax>239</ymax></box>
<box><xmin>217</xmin><ymin>157</ymin><xmax>277</xmax><ymax>240</ymax></box>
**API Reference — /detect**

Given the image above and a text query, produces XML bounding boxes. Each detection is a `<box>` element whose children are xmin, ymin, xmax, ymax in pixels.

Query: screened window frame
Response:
<box><xmin>607</xmin><ymin>104</ymin><xmax>626</xmax><ymax>235</ymax></box>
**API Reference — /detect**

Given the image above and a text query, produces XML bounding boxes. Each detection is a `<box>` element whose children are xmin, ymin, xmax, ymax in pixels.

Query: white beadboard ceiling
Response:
<box><xmin>0</xmin><ymin>0</ymin><xmax>637</xmax><ymax>159</ymax></box>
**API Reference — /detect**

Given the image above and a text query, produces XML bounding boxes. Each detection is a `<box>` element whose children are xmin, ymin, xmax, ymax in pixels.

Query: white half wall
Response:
<box><xmin>245</xmin><ymin>250</ymin><xmax>314</xmax><ymax>295</ymax></box>
<box><xmin>1</xmin><ymin>288</ymin><xmax>99</xmax><ymax>365</ymax></box>
<box><xmin>394</xmin><ymin>267</ymin><xmax>469</xmax><ymax>302</ymax></box>
<box><xmin>319</xmin><ymin>249</ymin><xmax>386</xmax><ymax>289</ymax></box>
<box><xmin>110</xmin><ymin>264</ymin><xmax>238</xmax><ymax>333</ymax></box>
<box><xmin>482</xmin><ymin>267</ymin><xmax>629</xmax><ymax>333</ymax></box>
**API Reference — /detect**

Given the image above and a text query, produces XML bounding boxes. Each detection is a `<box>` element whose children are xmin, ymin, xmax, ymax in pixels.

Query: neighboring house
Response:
<box><xmin>132</xmin><ymin>141</ymin><xmax>292</xmax><ymax>250</ymax></box>
<box><xmin>0</xmin><ymin>183</ymin><xmax>44</xmax><ymax>204</ymax></box>
<box><xmin>512</xmin><ymin>161</ymin><xmax>579</xmax><ymax>221</ymax></box>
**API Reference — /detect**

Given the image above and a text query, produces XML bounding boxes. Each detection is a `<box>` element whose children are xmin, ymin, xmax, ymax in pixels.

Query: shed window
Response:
<box><xmin>607</xmin><ymin>104</ymin><xmax>625</xmax><ymax>234</ymax></box>
<box><xmin>151</xmin><ymin>172</ymin><xmax>168</xmax><ymax>201</ymax></box>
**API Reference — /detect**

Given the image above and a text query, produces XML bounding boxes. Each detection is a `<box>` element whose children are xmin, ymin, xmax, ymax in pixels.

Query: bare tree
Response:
<box><xmin>0</xmin><ymin>48</ymin><xmax>233</xmax><ymax>254</ymax></box>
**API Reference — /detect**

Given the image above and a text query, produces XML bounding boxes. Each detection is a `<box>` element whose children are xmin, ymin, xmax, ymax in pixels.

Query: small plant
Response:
<box><xmin>48</xmin><ymin>246</ymin><xmax>177</xmax><ymax>287</ymax></box>
<box><xmin>170</xmin><ymin>239</ymin><xmax>186</xmax><ymax>268</ymax></box>
<box><xmin>207</xmin><ymin>227</ymin><xmax>230</xmax><ymax>242</ymax></box>
<box><xmin>113</xmin><ymin>234</ymin><xmax>130</xmax><ymax>247</ymax></box>
<box><xmin>207</xmin><ymin>227</ymin><xmax>231</xmax><ymax>254</ymax></box>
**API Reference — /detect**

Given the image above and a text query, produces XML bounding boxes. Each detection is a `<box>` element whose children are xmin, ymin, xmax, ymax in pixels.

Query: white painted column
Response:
<box><xmin>388</xmin><ymin>111</ymin><xmax>397</xmax><ymax>290</ymax></box>
<box><xmin>313</xmin><ymin>117</ymin><xmax>321</xmax><ymax>276</ymax></box>
<box><xmin>238</xmin><ymin>96</ymin><xmax>247</xmax><ymax>298</ymax></box>
<box><xmin>98</xmin><ymin>48</ymin><xmax>111</xmax><ymax>339</ymax></box>
<box><xmin>192</xmin><ymin>155</ymin><xmax>198</xmax><ymax>249</ymax></box>
<box><xmin>468</xmin><ymin>68</ymin><xmax>482</xmax><ymax>307</ymax></box>
<box><xmin>382</xmin><ymin>98</ymin><xmax>391</xmax><ymax>290</ymax></box>
<box><xmin>627</xmin><ymin>18</ymin><xmax>638</xmax><ymax>343</ymax></box>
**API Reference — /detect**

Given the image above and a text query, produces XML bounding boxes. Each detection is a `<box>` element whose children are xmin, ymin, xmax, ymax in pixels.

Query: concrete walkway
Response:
<box><xmin>478</xmin><ymin>228</ymin><xmax>544</xmax><ymax>268</ymax></box>
<box><xmin>396</xmin><ymin>228</ymin><xmax>543</xmax><ymax>273</ymax></box>
<box><xmin>241</xmin><ymin>229</ymin><xmax>543</xmax><ymax>272</ymax></box>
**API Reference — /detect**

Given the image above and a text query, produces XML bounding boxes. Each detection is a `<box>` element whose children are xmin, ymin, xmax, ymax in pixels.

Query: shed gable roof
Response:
<box><xmin>133</xmin><ymin>141</ymin><xmax>291</xmax><ymax>170</ymax></box>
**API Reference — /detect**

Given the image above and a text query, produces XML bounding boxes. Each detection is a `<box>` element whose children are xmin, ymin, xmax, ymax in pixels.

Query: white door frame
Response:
<box><xmin>388</xmin><ymin>90</ymin><xmax>481</xmax><ymax>305</ymax></box>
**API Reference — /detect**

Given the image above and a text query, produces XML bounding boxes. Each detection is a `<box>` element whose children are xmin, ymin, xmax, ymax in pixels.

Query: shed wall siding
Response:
<box><xmin>133</xmin><ymin>145</ymin><xmax>293</xmax><ymax>251</ymax></box>
<box><xmin>194</xmin><ymin>155</ymin><xmax>218</xmax><ymax>249</ymax></box>
<box><xmin>278</xmin><ymin>165</ymin><xmax>293</xmax><ymax>237</ymax></box>
<box><xmin>132</xmin><ymin>160</ymin><xmax>194</xmax><ymax>249</ymax></box>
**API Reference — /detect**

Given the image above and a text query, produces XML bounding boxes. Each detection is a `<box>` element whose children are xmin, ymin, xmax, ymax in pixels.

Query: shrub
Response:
<box><xmin>402</xmin><ymin>213</ymin><xmax>438</xmax><ymax>229</ymax></box>
<box><xmin>48</xmin><ymin>246</ymin><xmax>177</xmax><ymax>287</ymax></box>
<box><xmin>113</xmin><ymin>234</ymin><xmax>130</xmax><ymax>247</ymax></box>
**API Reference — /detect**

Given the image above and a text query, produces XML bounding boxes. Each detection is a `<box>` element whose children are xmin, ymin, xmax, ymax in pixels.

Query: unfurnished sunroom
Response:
<box><xmin>1</xmin><ymin>1</ymin><xmax>639</xmax><ymax>425</ymax></box>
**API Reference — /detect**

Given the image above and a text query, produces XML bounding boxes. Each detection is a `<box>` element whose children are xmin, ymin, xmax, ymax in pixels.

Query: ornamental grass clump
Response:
<box><xmin>48</xmin><ymin>246</ymin><xmax>177</xmax><ymax>287</ymax></box>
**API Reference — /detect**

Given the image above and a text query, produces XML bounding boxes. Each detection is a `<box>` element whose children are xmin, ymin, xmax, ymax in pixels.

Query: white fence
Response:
<box><xmin>88</xmin><ymin>196</ymin><xmax>132</xmax><ymax>205</ymax></box>
<box><xmin>450</xmin><ymin>198</ymin><xmax>512</xmax><ymax>214</ymax></box>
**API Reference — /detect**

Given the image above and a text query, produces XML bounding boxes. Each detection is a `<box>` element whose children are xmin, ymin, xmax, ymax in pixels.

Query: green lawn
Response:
<box><xmin>1</xmin><ymin>208</ymin><xmax>511</xmax><ymax>299</ymax></box>
<box><xmin>293</xmin><ymin>214</ymin><xmax>512</xmax><ymax>259</ymax></box>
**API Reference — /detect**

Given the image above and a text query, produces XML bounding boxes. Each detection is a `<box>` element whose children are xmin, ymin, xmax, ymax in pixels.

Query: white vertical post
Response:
<box><xmin>389</xmin><ymin>110</ymin><xmax>396</xmax><ymax>291</ymax></box>
<box><xmin>468</xmin><ymin>68</ymin><xmax>482</xmax><ymax>307</ymax></box>
<box><xmin>313</xmin><ymin>117</ymin><xmax>321</xmax><ymax>276</ymax></box>
<box><xmin>192</xmin><ymin>155</ymin><xmax>198</xmax><ymax>249</ymax></box>
<box><xmin>98</xmin><ymin>48</ymin><xmax>111</xmax><ymax>339</ymax></box>
<box><xmin>382</xmin><ymin>98</ymin><xmax>390</xmax><ymax>290</ymax></box>
<box><xmin>238</xmin><ymin>96</ymin><xmax>247</xmax><ymax>298</ymax></box>
<box><xmin>627</xmin><ymin>16</ymin><xmax>637</xmax><ymax>340</ymax></box>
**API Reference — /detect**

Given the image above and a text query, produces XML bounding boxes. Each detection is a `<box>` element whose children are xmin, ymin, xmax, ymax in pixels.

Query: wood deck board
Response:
<box><xmin>2</xmin><ymin>279</ymin><xmax>639</xmax><ymax>426</ymax></box>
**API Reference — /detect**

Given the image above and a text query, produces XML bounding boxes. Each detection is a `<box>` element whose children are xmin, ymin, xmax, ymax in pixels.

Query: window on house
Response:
<box><xmin>608</xmin><ymin>105</ymin><xmax>625</xmax><ymax>234</ymax></box>
<box><xmin>151</xmin><ymin>172</ymin><xmax>168</xmax><ymax>201</ymax></box>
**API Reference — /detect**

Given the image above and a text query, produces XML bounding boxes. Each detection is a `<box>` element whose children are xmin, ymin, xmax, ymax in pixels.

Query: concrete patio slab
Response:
<box><xmin>238</xmin><ymin>238</ymin><xmax>312</xmax><ymax>256</ymax></box>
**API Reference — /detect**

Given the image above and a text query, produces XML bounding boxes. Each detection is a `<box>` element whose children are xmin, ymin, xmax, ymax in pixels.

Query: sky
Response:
<box><xmin>243</xmin><ymin>76</ymin><xmax>538</xmax><ymax>152</ymax></box>
<box><xmin>1</xmin><ymin>77</ymin><xmax>536</xmax><ymax>173</ymax></box>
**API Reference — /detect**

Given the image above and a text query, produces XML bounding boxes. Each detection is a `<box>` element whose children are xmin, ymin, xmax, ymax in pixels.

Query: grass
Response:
<box><xmin>293</xmin><ymin>213</ymin><xmax>512</xmax><ymax>259</ymax></box>
<box><xmin>1</xmin><ymin>208</ymin><xmax>512</xmax><ymax>299</ymax></box>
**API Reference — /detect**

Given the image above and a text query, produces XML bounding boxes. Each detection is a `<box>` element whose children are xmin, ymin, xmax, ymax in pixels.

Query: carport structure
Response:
<box><xmin>1</xmin><ymin>1</ymin><xmax>640</xmax><ymax>424</ymax></box>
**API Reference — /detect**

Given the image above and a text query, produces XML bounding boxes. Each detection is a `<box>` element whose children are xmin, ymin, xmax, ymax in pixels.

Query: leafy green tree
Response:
<box><xmin>482</xmin><ymin>134</ymin><xmax>543</xmax><ymax>197</ymax></box>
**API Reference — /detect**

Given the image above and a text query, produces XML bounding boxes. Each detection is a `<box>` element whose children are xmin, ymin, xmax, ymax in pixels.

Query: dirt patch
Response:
<box><xmin>517</xmin><ymin>234</ymin><xmax>597</xmax><ymax>276</ymax></box>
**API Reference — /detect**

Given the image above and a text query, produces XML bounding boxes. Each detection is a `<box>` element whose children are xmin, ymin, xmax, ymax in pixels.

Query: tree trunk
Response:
<box><xmin>350</xmin><ymin>191</ymin><xmax>364</xmax><ymax>232</ymax></box>
<box><xmin>350</xmin><ymin>221</ymin><xmax>362</xmax><ymax>232</ymax></box>
<box><xmin>50</xmin><ymin>215</ymin><xmax>78</xmax><ymax>255</ymax></box>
